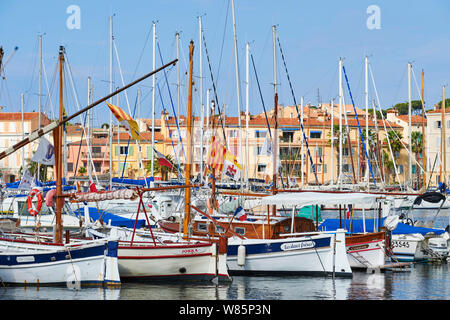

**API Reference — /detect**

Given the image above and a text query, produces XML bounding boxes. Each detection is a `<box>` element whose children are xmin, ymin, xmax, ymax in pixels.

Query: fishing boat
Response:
<box><xmin>82</xmin><ymin>40</ymin><xmax>231</xmax><ymax>283</ymax></box>
<box><xmin>0</xmin><ymin>46</ymin><xmax>123</xmax><ymax>287</ymax></box>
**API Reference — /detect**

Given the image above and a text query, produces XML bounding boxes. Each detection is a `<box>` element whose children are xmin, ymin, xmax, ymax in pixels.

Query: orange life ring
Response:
<box><xmin>27</xmin><ymin>188</ymin><xmax>43</xmax><ymax>216</ymax></box>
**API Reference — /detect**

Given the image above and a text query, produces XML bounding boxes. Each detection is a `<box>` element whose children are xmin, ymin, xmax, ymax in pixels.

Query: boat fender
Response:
<box><xmin>237</xmin><ymin>244</ymin><xmax>246</xmax><ymax>266</ymax></box>
<box><xmin>45</xmin><ymin>188</ymin><xmax>57</xmax><ymax>207</ymax></box>
<box><xmin>207</xmin><ymin>197</ymin><xmax>219</xmax><ymax>214</ymax></box>
<box><xmin>383</xmin><ymin>215</ymin><xmax>399</xmax><ymax>231</ymax></box>
<box><xmin>27</xmin><ymin>188</ymin><xmax>43</xmax><ymax>216</ymax></box>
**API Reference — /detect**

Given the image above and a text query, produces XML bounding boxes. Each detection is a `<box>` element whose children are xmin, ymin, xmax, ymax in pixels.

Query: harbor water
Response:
<box><xmin>0</xmin><ymin>209</ymin><xmax>448</xmax><ymax>302</ymax></box>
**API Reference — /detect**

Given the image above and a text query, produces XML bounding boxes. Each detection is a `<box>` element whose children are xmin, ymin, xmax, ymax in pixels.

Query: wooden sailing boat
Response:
<box><xmin>0</xmin><ymin>46</ymin><xmax>121</xmax><ymax>287</ymax></box>
<box><xmin>97</xmin><ymin>40</ymin><xmax>231</xmax><ymax>282</ymax></box>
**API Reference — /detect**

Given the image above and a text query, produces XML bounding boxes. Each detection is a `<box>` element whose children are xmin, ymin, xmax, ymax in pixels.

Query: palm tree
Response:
<box><xmin>383</xmin><ymin>130</ymin><xmax>403</xmax><ymax>184</ymax></box>
<box><xmin>411</xmin><ymin>131</ymin><xmax>423</xmax><ymax>189</ymax></box>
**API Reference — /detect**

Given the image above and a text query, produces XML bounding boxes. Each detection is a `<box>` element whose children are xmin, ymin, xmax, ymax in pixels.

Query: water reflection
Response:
<box><xmin>0</xmin><ymin>264</ymin><xmax>448</xmax><ymax>300</ymax></box>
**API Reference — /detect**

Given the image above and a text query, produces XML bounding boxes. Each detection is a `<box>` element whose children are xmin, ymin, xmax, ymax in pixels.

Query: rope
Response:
<box><xmin>342</xmin><ymin>65</ymin><xmax>377</xmax><ymax>188</ymax></box>
<box><xmin>276</xmin><ymin>36</ymin><xmax>319</xmax><ymax>184</ymax></box>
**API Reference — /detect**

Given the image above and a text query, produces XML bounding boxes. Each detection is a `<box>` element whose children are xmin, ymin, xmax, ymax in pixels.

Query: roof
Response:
<box><xmin>396</xmin><ymin>115</ymin><xmax>427</xmax><ymax>125</ymax></box>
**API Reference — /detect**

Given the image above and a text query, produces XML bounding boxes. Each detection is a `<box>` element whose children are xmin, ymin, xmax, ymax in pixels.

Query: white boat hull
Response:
<box><xmin>117</xmin><ymin>241</ymin><xmax>230</xmax><ymax>282</ymax></box>
<box><xmin>0</xmin><ymin>238</ymin><xmax>120</xmax><ymax>287</ymax></box>
<box><xmin>226</xmin><ymin>230</ymin><xmax>352</xmax><ymax>277</ymax></box>
<box><xmin>346</xmin><ymin>239</ymin><xmax>386</xmax><ymax>269</ymax></box>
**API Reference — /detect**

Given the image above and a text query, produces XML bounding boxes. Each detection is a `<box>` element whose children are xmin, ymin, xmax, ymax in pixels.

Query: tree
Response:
<box><xmin>411</xmin><ymin>131</ymin><xmax>423</xmax><ymax>189</ymax></box>
<box><xmin>78</xmin><ymin>166</ymin><xmax>87</xmax><ymax>176</ymax></box>
<box><xmin>383</xmin><ymin>130</ymin><xmax>403</xmax><ymax>183</ymax></box>
<box><xmin>145</xmin><ymin>154</ymin><xmax>180</xmax><ymax>181</ymax></box>
<box><xmin>392</xmin><ymin>100</ymin><xmax>423</xmax><ymax>115</ymax></box>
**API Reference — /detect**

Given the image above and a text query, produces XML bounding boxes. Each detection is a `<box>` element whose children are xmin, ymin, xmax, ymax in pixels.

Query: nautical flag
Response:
<box><xmin>88</xmin><ymin>171</ymin><xmax>97</xmax><ymax>192</ymax></box>
<box><xmin>346</xmin><ymin>204</ymin><xmax>352</xmax><ymax>219</ymax></box>
<box><xmin>234</xmin><ymin>206</ymin><xmax>247</xmax><ymax>221</ymax></box>
<box><xmin>260</xmin><ymin>135</ymin><xmax>273</xmax><ymax>156</ymax></box>
<box><xmin>32</xmin><ymin>137</ymin><xmax>55</xmax><ymax>166</ymax></box>
<box><xmin>106</xmin><ymin>102</ymin><xmax>141</xmax><ymax>141</ymax></box>
<box><xmin>222</xmin><ymin>151</ymin><xmax>242</xmax><ymax>181</ymax></box>
<box><xmin>154</xmin><ymin>148</ymin><xmax>173</xmax><ymax>169</ymax></box>
<box><xmin>18</xmin><ymin>168</ymin><xmax>34</xmax><ymax>191</ymax></box>
<box><xmin>207</xmin><ymin>136</ymin><xmax>226</xmax><ymax>172</ymax></box>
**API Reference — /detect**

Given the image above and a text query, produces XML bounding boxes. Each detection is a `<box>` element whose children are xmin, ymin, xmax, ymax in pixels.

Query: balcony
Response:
<box><xmin>81</xmin><ymin>152</ymin><xmax>109</xmax><ymax>159</ymax></box>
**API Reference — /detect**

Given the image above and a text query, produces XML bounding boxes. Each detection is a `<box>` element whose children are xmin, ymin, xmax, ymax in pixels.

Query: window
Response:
<box><xmin>343</xmin><ymin>148</ymin><xmax>349</xmax><ymax>156</ymax></box>
<box><xmin>412</xmin><ymin>165</ymin><xmax>416</xmax><ymax>174</ymax></box>
<box><xmin>255</xmin><ymin>130</ymin><xmax>267</xmax><ymax>138</ymax></box>
<box><xmin>343</xmin><ymin>164</ymin><xmax>352</xmax><ymax>173</ymax></box>
<box><xmin>120</xmin><ymin>146</ymin><xmax>128</xmax><ymax>155</ymax></box>
<box><xmin>310</xmin><ymin>131</ymin><xmax>322</xmax><ymax>139</ymax></box>
<box><xmin>67</xmin><ymin>162</ymin><xmax>73</xmax><ymax>172</ymax></box>
<box><xmin>197</xmin><ymin>223</ymin><xmax>208</xmax><ymax>232</ymax></box>
<box><xmin>257</xmin><ymin>164</ymin><xmax>266</xmax><ymax>173</ymax></box>
<box><xmin>436</xmin><ymin>121</ymin><xmax>441</xmax><ymax>129</ymax></box>
<box><xmin>394</xmin><ymin>151</ymin><xmax>400</xmax><ymax>158</ymax></box>
<box><xmin>282</xmin><ymin>132</ymin><xmax>294</xmax><ymax>143</ymax></box>
<box><xmin>314</xmin><ymin>147</ymin><xmax>323</xmax><ymax>157</ymax></box>
<box><xmin>215</xmin><ymin>225</ymin><xmax>225</xmax><ymax>234</ymax></box>
<box><xmin>234</xmin><ymin>227</ymin><xmax>245</xmax><ymax>236</ymax></box>
<box><xmin>228</xmin><ymin>130</ymin><xmax>238</xmax><ymax>138</ymax></box>
<box><xmin>399</xmin><ymin>165</ymin><xmax>404</xmax><ymax>174</ymax></box>
<box><xmin>92</xmin><ymin>147</ymin><xmax>101</xmax><ymax>153</ymax></box>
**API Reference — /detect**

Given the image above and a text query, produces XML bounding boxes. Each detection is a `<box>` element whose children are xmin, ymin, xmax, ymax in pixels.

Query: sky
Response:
<box><xmin>1</xmin><ymin>0</ymin><xmax>450</xmax><ymax>127</ymax></box>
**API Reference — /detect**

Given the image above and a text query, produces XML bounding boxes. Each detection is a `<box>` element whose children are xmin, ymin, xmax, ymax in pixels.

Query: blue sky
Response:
<box><xmin>1</xmin><ymin>0</ymin><xmax>450</xmax><ymax>127</ymax></box>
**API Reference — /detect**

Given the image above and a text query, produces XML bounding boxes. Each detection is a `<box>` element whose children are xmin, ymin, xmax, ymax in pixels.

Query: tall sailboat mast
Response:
<box><xmin>408</xmin><ymin>62</ymin><xmax>412</xmax><ymax>189</ymax></box>
<box><xmin>272</xmin><ymin>25</ymin><xmax>278</xmax><ymax>198</ymax></box>
<box><xmin>338</xmin><ymin>58</ymin><xmax>343</xmax><ymax>189</ymax></box>
<box><xmin>365</xmin><ymin>56</ymin><xmax>369</xmax><ymax>190</ymax></box>
<box><xmin>54</xmin><ymin>46</ymin><xmax>65</xmax><ymax>244</ymax></box>
<box><xmin>151</xmin><ymin>21</ymin><xmax>156</xmax><ymax>180</ymax></box>
<box><xmin>231</xmin><ymin>0</ymin><xmax>243</xmax><ymax>189</ymax></box>
<box><xmin>421</xmin><ymin>70</ymin><xmax>426</xmax><ymax>190</ymax></box>
<box><xmin>199</xmin><ymin>16</ymin><xmax>204</xmax><ymax>184</ymax></box>
<box><xmin>183</xmin><ymin>40</ymin><xmax>194</xmax><ymax>237</ymax></box>
<box><xmin>245</xmin><ymin>42</ymin><xmax>250</xmax><ymax>188</ymax></box>
<box><xmin>109</xmin><ymin>15</ymin><xmax>113</xmax><ymax>190</ymax></box>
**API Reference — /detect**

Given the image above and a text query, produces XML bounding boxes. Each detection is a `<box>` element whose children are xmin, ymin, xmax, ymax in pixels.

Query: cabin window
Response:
<box><xmin>234</xmin><ymin>227</ymin><xmax>245</xmax><ymax>236</ymax></box>
<box><xmin>197</xmin><ymin>223</ymin><xmax>208</xmax><ymax>232</ymax></box>
<box><xmin>215</xmin><ymin>225</ymin><xmax>225</xmax><ymax>234</ymax></box>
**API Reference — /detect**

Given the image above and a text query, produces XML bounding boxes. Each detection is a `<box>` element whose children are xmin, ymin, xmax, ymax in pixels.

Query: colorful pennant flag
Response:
<box><xmin>106</xmin><ymin>102</ymin><xmax>141</xmax><ymax>141</ymax></box>
<box><xmin>207</xmin><ymin>136</ymin><xmax>226</xmax><ymax>172</ymax></box>
<box><xmin>222</xmin><ymin>151</ymin><xmax>242</xmax><ymax>181</ymax></box>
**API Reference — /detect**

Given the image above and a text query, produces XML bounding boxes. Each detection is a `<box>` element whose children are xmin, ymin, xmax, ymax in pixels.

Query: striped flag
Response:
<box><xmin>207</xmin><ymin>136</ymin><xmax>226</xmax><ymax>172</ymax></box>
<box><xmin>106</xmin><ymin>102</ymin><xmax>141</xmax><ymax>141</ymax></box>
<box><xmin>154</xmin><ymin>148</ymin><xmax>173</xmax><ymax>169</ymax></box>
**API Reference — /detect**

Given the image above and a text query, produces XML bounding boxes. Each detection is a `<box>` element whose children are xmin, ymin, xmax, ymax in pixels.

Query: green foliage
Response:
<box><xmin>392</xmin><ymin>100</ymin><xmax>423</xmax><ymax>115</ymax></box>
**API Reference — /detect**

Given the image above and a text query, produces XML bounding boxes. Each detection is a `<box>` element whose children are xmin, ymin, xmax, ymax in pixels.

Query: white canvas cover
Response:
<box><xmin>261</xmin><ymin>192</ymin><xmax>381</xmax><ymax>209</ymax></box>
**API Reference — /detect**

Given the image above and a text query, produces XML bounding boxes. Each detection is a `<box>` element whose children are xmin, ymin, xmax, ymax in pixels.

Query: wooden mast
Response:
<box><xmin>421</xmin><ymin>70</ymin><xmax>426</xmax><ymax>190</ymax></box>
<box><xmin>54</xmin><ymin>46</ymin><xmax>65</xmax><ymax>244</ymax></box>
<box><xmin>183</xmin><ymin>40</ymin><xmax>194</xmax><ymax>237</ymax></box>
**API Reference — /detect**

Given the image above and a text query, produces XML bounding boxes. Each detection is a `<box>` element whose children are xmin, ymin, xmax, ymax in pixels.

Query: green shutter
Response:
<box><xmin>115</xmin><ymin>146</ymin><xmax>119</xmax><ymax>156</ymax></box>
<box><xmin>129</xmin><ymin>146</ymin><xmax>134</xmax><ymax>156</ymax></box>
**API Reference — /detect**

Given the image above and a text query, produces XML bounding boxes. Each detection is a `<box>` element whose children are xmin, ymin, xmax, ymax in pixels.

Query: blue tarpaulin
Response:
<box><xmin>73</xmin><ymin>207</ymin><xmax>146</xmax><ymax>229</ymax></box>
<box><xmin>319</xmin><ymin>218</ymin><xmax>446</xmax><ymax>236</ymax></box>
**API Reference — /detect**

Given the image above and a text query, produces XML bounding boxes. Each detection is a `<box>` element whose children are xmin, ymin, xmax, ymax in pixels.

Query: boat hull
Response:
<box><xmin>0</xmin><ymin>238</ymin><xmax>120</xmax><ymax>287</ymax></box>
<box><xmin>346</xmin><ymin>232</ymin><xmax>386</xmax><ymax>269</ymax></box>
<box><xmin>117</xmin><ymin>241</ymin><xmax>230</xmax><ymax>282</ymax></box>
<box><xmin>226</xmin><ymin>231</ymin><xmax>352</xmax><ymax>277</ymax></box>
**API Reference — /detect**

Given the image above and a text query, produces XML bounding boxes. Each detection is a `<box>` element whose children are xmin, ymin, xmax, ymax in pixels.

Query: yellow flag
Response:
<box><xmin>106</xmin><ymin>102</ymin><xmax>140</xmax><ymax>141</ymax></box>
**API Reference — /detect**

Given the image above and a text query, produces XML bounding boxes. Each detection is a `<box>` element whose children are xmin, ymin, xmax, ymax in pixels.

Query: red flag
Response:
<box><xmin>88</xmin><ymin>171</ymin><xmax>97</xmax><ymax>192</ymax></box>
<box><xmin>346</xmin><ymin>205</ymin><xmax>352</xmax><ymax>219</ymax></box>
<box><xmin>154</xmin><ymin>148</ymin><xmax>173</xmax><ymax>169</ymax></box>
